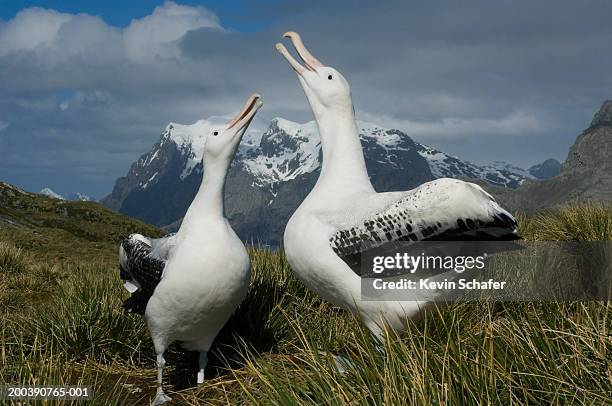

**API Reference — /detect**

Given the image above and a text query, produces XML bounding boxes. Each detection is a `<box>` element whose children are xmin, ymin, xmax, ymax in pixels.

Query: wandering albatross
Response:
<box><xmin>276</xmin><ymin>32</ymin><xmax>520</xmax><ymax>337</ymax></box>
<box><xmin>118</xmin><ymin>94</ymin><xmax>262</xmax><ymax>405</ymax></box>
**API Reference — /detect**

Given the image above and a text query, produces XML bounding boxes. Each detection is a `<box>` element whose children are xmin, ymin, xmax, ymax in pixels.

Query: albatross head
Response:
<box><xmin>204</xmin><ymin>93</ymin><xmax>263</xmax><ymax>161</ymax></box>
<box><xmin>276</xmin><ymin>31</ymin><xmax>352</xmax><ymax>120</ymax></box>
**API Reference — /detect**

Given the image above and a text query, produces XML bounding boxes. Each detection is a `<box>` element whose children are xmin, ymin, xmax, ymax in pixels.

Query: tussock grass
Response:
<box><xmin>230</xmin><ymin>302</ymin><xmax>611</xmax><ymax>405</ymax></box>
<box><xmin>526</xmin><ymin>203</ymin><xmax>612</xmax><ymax>241</ymax></box>
<box><xmin>26</xmin><ymin>264</ymin><xmax>152</xmax><ymax>363</ymax></box>
<box><xmin>0</xmin><ymin>204</ymin><xmax>611</xmax><ymax>404</ymax></box>
<box><xmin>0</xmin><ymin>241</ymin><xmax>28</xmax><ymax>274</ymax></box>
<box><xmin>1</xmin><ymin>325</ymin><xmax>145</xmax><ymax>405</ymax></box>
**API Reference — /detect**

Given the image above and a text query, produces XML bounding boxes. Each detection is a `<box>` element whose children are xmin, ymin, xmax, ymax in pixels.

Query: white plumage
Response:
<box><xmin>119</xmin><ymin>94</ymin><xmax>262</xmax><ymax>405</ymax></box>
<box><xmin>277</xmin><ymin>32</ymin><xmax>520</xmax><ymax>337</ymax></box>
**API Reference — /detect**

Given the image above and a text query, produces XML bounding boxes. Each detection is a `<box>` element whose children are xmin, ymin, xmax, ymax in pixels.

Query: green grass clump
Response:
<box><xmin>25</xmin><ymin>264</ymin><xmax>153</xmax><ymax>363</ymax></box>
<box><xmin>1</xmin><ymin>201</ymin><xmax>611</xmax><ymax>404</ymax></box>
<box><xmin>1</xmin><ymin>326</ymin><xmax>146</xmax><ymax>405</ymax></box>
<box><xmin>523</xmin><ymin>203</ymin><xmax>612</xmax><ymax>241</ymax></box>
<box><xmin>0</xmin><ymin>241</ymin><xmax>28</xmax><ymax>274</ymax></box>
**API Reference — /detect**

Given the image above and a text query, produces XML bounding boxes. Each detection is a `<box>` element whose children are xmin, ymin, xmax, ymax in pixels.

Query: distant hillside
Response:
<box><xmin>0</xmin><ymin>182</ymin><xmax>163</xmax><ymax>263</ymax></box>
<box><xmin>528</xmin><ymin>159</ymin><xmax>561</xmax><ymax>180</ymax></box>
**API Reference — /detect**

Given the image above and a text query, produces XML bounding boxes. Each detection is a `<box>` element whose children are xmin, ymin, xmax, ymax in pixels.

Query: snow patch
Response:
<box><xmin>242</xmin><ymin>118</ymin><xmax>321</xmax><ymax>186</ymax></box>
<box><xmin>39</xmin><ymin>188</ymin><xmax>65</xmax><ymax>200</ymax></box>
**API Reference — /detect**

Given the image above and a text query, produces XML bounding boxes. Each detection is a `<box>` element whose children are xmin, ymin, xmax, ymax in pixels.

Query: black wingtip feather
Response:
<box><xmin>122</xmin><ymin>289</ymin><xmax>150</xmax><ymax>315</ymax></box>
<box><xmin>118</xmin><ymin>235</ymin><xmax>164</xmax><ymax>316</ymax></box>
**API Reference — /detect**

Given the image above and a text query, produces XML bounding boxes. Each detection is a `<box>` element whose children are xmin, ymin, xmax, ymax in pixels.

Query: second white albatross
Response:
<box><xmin>276</xmin><ymin>32</ymin><xmax>520</xmax><ymax>337</ymax></box>
<box><xmin>118</xmin><ymin>94</ymin><xmax>262</xmax><ymax>405</ymax></box>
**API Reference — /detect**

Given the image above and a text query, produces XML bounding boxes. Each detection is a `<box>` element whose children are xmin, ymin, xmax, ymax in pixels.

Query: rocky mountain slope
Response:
<box><xmin>482</xmin><ymin>100</ymin><xmax>612</xmax><ymax>212</ymax></box>
<box><xmin>103</xmin><ymin>117</ymin><xmax>556</xmax><ymax>244</ymax></box>
<box><xmin>527</xmin><ymin>159</ymin><xmax>561</xmax><ymax>180</ymax></box>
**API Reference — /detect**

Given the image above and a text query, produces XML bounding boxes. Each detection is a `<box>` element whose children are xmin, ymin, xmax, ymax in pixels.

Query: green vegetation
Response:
<box><xmin>0</xmin><ymin>184</ymin><xmax>610</xmax><ymax>404</ymax></box>
<box><xmin>0</xmin><ymin>182</ymin><xmax>163</xmax><ymax>264</ymax></box>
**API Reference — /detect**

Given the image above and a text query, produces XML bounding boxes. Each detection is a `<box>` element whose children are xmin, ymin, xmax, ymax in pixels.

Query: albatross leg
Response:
<box><xmin>334</xmin><ymin>353</ymin><xmax>356</xmax><ymax>373</ymax></box>
<box><xmin>152</xmin><ymin>353</ymin><xmax>171</xmax><ymax>405</ymax></box>
<box><xmin>197</xmin><ymin>351</ymin><xmax>208</xmax><ymax>384</ymax></box>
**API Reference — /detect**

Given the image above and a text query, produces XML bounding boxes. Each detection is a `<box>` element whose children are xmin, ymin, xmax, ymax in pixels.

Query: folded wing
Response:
<box><xmin>328</xmin><ymin>179</ymin><xmax>520</xmax><ymax>274</ymax></box>
<box><xmin>118</xmin><ymin>233</ymin><xmax>175</xmax><ymax>314</ymax></box>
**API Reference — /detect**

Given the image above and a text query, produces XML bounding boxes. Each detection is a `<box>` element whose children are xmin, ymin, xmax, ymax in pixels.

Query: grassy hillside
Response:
<box><xmin>0</xmin><ymin>182</ymin><xmax>163</xmax><ymax>264</ymax></box>
<box><xmin>0</xmin><ymin>183</ymin><xmax>610</xmax><ymax>404</ymax></box>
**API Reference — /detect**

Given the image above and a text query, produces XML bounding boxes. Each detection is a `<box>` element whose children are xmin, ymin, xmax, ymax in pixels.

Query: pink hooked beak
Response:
<box><xmin>226</xmin><ymin>93</ymin><xmax>262</xmax><ymax>130</ymax></box>
<box><xmin>275</xmin><ymin>31</ymin><xmax>324</xmax><ymax>74</ymax></box>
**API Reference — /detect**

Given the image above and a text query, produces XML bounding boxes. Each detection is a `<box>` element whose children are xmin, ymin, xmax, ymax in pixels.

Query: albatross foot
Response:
<box><xmin>152</xmin><ymin>388</ymin><xmax>171</xmax><ymax>405</ymax></box>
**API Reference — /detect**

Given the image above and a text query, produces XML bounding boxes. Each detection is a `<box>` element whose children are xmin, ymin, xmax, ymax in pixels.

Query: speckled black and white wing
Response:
<box><xmin>118</xmin><ymin>233</ymin><xmax>174</xmax><ymax>315</ymax></box>
<box><xmin>328</xmin><ymin>178</ymin><xmax>520</xmax><ymax>274</ymax></box>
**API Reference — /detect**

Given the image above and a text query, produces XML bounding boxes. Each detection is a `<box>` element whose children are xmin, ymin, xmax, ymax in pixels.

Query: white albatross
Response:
<box><xmin>118</xmin><ymin>94</ymin><xmax>263</xmax><ymax>405</ymax></box>
<box><xmin>276</xmin><ymin>32</ymin><xmax>520</xmax><ymax>337</ymax></box>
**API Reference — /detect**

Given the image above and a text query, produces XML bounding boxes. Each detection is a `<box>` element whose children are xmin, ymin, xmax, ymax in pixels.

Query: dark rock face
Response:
<box><xmin>361</xmin><ymin>129</ymin><xmax>433</xmax><ymax>192</ymax></box>
<box><xmin>102</xmin><ymin>129</ymin><xmax>182</xmax><ymax>212</ymax></box>
<box><xmin>528</xmin><ymin>159</ymin><xmax>562</xmax><ymax>180</ymax></box>
<box><xmin>589</xmin><ymin>100</ymin><xmax>612</xmax><ymax>128</ymax></box>
<box><xmin>102</xmin><ymin>129</ymin><xmax>203</xmax><ymax>227</ymax></box>
<box><xmin>484</xmin><ymin>101</ymin><xmax>612</xmax><ymax>212</ymax></box>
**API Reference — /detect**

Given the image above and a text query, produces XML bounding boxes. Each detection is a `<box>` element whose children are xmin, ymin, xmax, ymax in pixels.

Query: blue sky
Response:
<box><xmin>0</xmin><ymin>1</ymin><xmax>611</xmax><ymax>199</ymax></box>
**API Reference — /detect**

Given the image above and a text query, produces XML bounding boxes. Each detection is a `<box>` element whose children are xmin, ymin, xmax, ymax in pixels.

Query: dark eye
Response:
<box><xmin>327</xmin><ymin>75</ymin><xmax>333</xmax><ymax>80</ymax></box>
<box><xmin>213</xmin><ymin>131</ymin><xmax>218</xmax><ymax>136</ymax></box>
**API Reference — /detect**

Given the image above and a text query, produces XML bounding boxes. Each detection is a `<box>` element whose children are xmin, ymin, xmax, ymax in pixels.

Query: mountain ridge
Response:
<box><xmin>102</xmin><ymin>115</ymin><xmax>579</xmax><ymax>244</ymax></box>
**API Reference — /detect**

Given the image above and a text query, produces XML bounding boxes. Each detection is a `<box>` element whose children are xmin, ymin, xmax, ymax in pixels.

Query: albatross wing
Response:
<box><xmin>327</xmin><ymin>178</ymin><xmax>520</xmax><ymax>274</ymax></box>
<box><xmin>119</xmin><ymin>233</ymin><xmax>170</xmax><ymax>314</ymax></box>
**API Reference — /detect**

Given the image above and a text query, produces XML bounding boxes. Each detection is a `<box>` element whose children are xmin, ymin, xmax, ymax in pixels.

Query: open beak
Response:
<box><xmin>275</xmin><ymin>31</ymin><xmax>323</xmax><ymax>75</ymax></box>
<box><xmin>227</xmin><ymin>93</ymin><xmax>262</xmax><ymax>130</ymax></box>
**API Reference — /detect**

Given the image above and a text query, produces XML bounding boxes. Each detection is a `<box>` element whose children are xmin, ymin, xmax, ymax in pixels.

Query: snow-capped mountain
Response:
<box><xmin>240</xmin><ymin>118</ymin><xmax>321</xmax><ymax>192</ymax></box>
<box><xmin>414</xmin><ymin>145</ymin><xmax>532</xmax><ymax>189</ymax></box>
<box><xmin>39</xmin><ymin>188</ymin><xmax>65</xmax><ymax>200</ymax></box>
<box><xmin>103</xmin><ymin>117</ymin><xmax>534</xmax><ymax>244</ymax></box>
<box><xmin>39</xmin><ymin>188</ymin><xmax>92</xmax><ymax>201</ymax></box>
<box><xmin>68</xmin><ymin>192</ymin><xmax>92</xmax><ymax>201</ymax></box>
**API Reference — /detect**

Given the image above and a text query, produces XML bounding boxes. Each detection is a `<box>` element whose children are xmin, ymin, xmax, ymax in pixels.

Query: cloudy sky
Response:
<box><xmin>1</xmin><ymin>0</ymin><xmax>611</xmax><ymax>199</ymax></box>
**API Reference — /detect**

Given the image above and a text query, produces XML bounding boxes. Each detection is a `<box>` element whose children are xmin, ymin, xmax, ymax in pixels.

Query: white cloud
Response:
<box><xmin>0</xmin><ymin>1</ymin><xmax>221</xmax><ymax>61</ymax></box>
<box><xmin>59</xmin><ymin>90</ymin><xmax>112</xmax><ymax>111</ymax></box>
<box><xmin>357</xmin><ymin>110</ymin><xmax>546</xmax><ymax>139</ymax></box>
<box><xmin>53</xmin><ymin>14</ymin><xmax>122</xmax><ymax>60</ymax></box>
<box><xmin>123</xmin><ymin>1</ymin><xmax>220</xmax><ymax>61</ymax></box>
<box><xmin>0</xmin><ymin>7</ymin><xmax>71</xmax><ymax>55</ymax></box>
<box><xmin>0</xmin><ymin>120</ymin><xmax>8</xmax><ymax>132</ymax></box>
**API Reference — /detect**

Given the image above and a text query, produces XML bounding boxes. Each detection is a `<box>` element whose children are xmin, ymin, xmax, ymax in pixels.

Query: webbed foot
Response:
<box><xmin>152</xmin><ymin>388</ymin><xmax>171</xmax><ymax>405</ymax></box>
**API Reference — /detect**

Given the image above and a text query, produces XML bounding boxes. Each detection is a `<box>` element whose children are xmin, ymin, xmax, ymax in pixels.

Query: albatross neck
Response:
<box><xmin>183</xmin><ymin>158</ymin><xmax>229</xmax><ymax>224</ymax></box>
<box><xmin>315</xmin><ymin>110</ymin><xmax>374</xmax><ymax>195</ymax></box>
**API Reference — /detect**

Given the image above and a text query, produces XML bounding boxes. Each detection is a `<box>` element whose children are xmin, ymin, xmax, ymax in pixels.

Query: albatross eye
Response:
<box><xmin>213</xmin><ymin>131</ymin><xmax>219</xmax><ymax>136</ymax></box>
<box><xmin>328</xmin><ymin>75</ymin><xmax>333</xmax><ymax>80</ymax></box>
